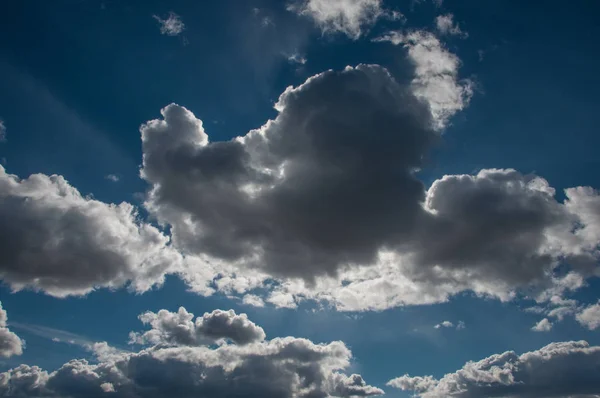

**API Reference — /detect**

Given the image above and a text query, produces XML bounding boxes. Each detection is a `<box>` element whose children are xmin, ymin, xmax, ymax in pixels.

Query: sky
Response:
<box><xmin>1</xmin><ymin>0</ymin><xmax>600</xmax><ymax>397</ymax></box>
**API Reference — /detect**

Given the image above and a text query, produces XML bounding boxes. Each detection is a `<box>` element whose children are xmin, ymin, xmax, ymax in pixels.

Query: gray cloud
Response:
<box><xmin>0</xmin><ymin>166</ymin><xmax>181</xmax><ymax>297</ymax></box>
<box><xmin>388</xmin><ymin>341</ymin><xmax>600</xmax><ymax>397</ymax></box>
<box><xmin>140</xmin><ymin>64</ymin><xmax>436</xmax><ymax>283</ymax></box>
<box><xmin>1</xmin><ymin>308</ymin><xmax>382</xmax><ymax>398</ymax></box>
<box><xmin>0</xmin><ymin>302</ymin><xmax>22</xmax><ymax>358</ymax></box>
<box><xmin>138</xmin><ymin>52</ymin><xmax>600</xmax><ymax>312</ymax></box>
<box><xmin>129</xmin><ymin>307</ymin><xmax>266</xmax><ymax>346</ymax></box>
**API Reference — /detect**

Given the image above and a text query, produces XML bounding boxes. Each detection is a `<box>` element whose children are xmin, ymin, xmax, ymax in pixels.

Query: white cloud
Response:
<box><xmin>129</xmin><ymin>308</ymin><xmax>266</xmax><ymax>346</ymax></box>
<box><xmin>0</xmin><ymin>308</ymin><xmax>383</xmax><ymax>398</ymax></box>
<box><xmin>434</xmin><ymin>320</ymin><xmax>465</xmax><ymax>330</ymax></box>
<box><xmin>289</xmin><ymin>0</ymin><xmax>399</xmax><ymax>39</ymax></box>
<box><xmin>434</xmin><ymin>320</ymin><xmax>453</xmax><ymax>329</ymax></box>
<box><xmin>435</xmin><ymin>14</ymin><xmax>468</xmax><ymax>38</ymax></box>
<box><xmin>0</xmin><ymin>302</ymin><xmax>22</xmax><ymax>358</ymax></box>
<box><xmin>576</xmin><ymin>301</ymin><xmax>600</xmax><ymax>330</ymax></box>
<box><xmin>374</xmin><ymin>30</ymin><xmax>473</xmax><ymax>129</ymax></box>
<box><xmin>153</xmin><ymin>12</ymin><xmax>185</xmax><ymax>36</ymax></box>
<box><xmin>388</xmin><ymin>341</ymin><xmax>600</xmax><ymax>397</ymax></box>
<box><xmin>0</xmin><ymin>165</ymin><xmax>182</xmax><ymax>297</ymax></box>
<box><xmin>242</xmin><ymin>294</ymin><xmax>265</xmax><ymax>307</ymax></box>
<box><xmin>531</xmin><ymin>318</ymin><xmax>553</xmax><ymax>332</ymax></box>
<box><xmin>105</xmin><ymin>174</ymin><xmax>119</xmax><ymax>182</ymax></box>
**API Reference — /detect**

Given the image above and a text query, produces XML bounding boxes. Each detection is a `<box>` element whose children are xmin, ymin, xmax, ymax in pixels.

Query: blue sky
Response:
<box><xmin>1</xmin><ymin>1</ymin><xmax>600</xmax><ymax>397</ymax></box>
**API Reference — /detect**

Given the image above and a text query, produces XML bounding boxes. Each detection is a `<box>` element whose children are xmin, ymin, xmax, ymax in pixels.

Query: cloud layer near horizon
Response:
<box><xmin>0</xmin><ymin>308</ymin><xmax>382</xmax><ymax>398</ymax></box>
<box><xmin>388</xmin><ymin>340</ymin><xmax>600</xmax><ymax>397</ymax></box>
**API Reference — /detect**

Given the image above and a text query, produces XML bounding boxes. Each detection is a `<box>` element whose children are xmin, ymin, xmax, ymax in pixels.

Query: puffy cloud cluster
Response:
<box><xmin>137</xmin><ymin>51</ymin><xmax>600</xmax><ymax>311</ymax></box>
<box><xmin>289</xmin><ymin>0</ymin><xmax>401</xmax><ymax>39</ymax></box>
<box><xmin>129</xmin><ymin>307</ymin><xmax>266</xmax><ymax>346</ymax></box>
<box><xmin>1</xmin><ymin>32</ymin><xmax>599</xmax><ymax>314</ymax></box>
<box><xmin>0</xmin><ymin>165</ymin><xmax>181</xmax><ymax>297</ymax></box>
<box><xmin>0</xmin><ymin>308</ymin><xmax>382</xmax><ymax>398</ymax></box>
<box><xmin>0</xmin><ymin>302</ymin><xmax>22</xmax><ymax>358</ymax></box>
<box><xmin>387</xmin><ymin>341</ymin><xmax>600</xmax><ymax>397</ymax></box>
<box><xmin>374</xmin><ymin>30</ymin><xmax>473</xmax><ymax>129</ymax></box>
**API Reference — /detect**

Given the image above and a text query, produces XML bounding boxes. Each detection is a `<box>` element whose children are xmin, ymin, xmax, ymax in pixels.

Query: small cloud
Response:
<box><xmin>100</xmin><ymin>382</ymin><xmax>115</xmax><ymax>393</ymax></box>
<box><xmin>435</xmin><ymin>320</ymin><xmax>465</xmax><ymax>330</ymax></box>
<box><xmin>287</xmin><ymin>53</ymin><xmax>307</xmax><ymax>65</ymax></box>
<box><xmin>434</xmin><ymin>321</ymin><xmax>453</xmax><ymax>329</ymax></box>
<box><xmin>105</xmin><ymin>174</ymin><xmax>120</xmax><ymax>182</ymax></box>
<box><xmin>242</xmin><ymin>294</ymin><xmax>265</xmax><ymax>308</ymax></box>
<box><xmin>478</xmin><ymin>49</ymin><xmax>485</xmax><ymax>61</ymax></box>
<box><xmin>531</xmin><ymin>318</ymin><xmax>553</xmax><ymax>332</ymax></box>
<box><xmin>153</xmin><ymin>12</ymin><xmax>185</xmax><ymax>36</ymax></box>
<box><xmin>435</xmin><ymin>14</ymin><xmax>468</xmax><ymax>38</ymax></box>
<box><xmin>576</xmin><ymin>301</ymin><xmax>600</xmax><ymax>330</ymax></box>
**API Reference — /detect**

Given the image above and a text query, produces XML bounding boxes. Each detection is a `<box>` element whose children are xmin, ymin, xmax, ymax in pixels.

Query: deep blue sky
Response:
<box><xmin>1</xmin><ymin>1</ymin><xmax>600</xmax><ymax>397</ymax></box>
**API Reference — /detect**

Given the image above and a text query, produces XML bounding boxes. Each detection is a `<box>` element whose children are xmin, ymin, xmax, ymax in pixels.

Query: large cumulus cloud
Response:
<box><xmin>387</xmin><ymin>340</ymin><xmax>600</xmax><ymax>397</ymax></box>
<box><xmin>0</xmin><ymin>302</ymin><xmax>22</xmax><ymax>358</ymax></box>
<box><xmin>139</xmin><ymin>60</ymin><xmax>600</xmax><ymax>310</ymax></box>
<box><xmin>0</xmin><ymin>166</ymin><xmax>181</xmax><ymax>297</ymax></box>
<box><xmin>0</xmin><ymin>308</ymin><xmax>382</xmax><ymax>398</ymax></box>
<box><xmin>141</xmin><ymin>64</ymin><xmax>437</xmax><ymax>283</ymax></box>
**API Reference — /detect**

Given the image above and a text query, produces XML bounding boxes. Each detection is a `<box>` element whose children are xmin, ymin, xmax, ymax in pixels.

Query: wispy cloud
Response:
<box><xmin>9</xmin><ymin>321</ymin><xmax>94</xmax><ymax>348</ymax></box>
<box><xmin>153</xmin><ymin>12</ymin><xmax>185</xmax><ymax>36</ymax></box>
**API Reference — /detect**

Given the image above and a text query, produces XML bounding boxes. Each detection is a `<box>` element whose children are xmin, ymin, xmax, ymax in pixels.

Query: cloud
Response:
<box><xmin>531</xmin><ymin>318</ymin><xmax>553</xmax><ymax>332</ymax></box>
<box><xmin>242</xmin><ymin>294</ymin><xmax>265</xmax><ymax>307</ymax></box>
<box><xmin>0</xmin><ymin>308</ymin><xmax>382</xmax><ymax>398</ymax></box>
<box><xmin>0</xmin><ymin>165</ymin><xmax>182</xmax><ymax>297</ymax></box>
<box><xmin>289</xmin><ymin>0</ymin><xmax>399</xmax><ymax>39</ymax></box>
<box><xmin>434</xmin><ymin>321</ymin><xmax>453</xmax><ymax>329</ymax></box>
<box><xmin>374</xmin><ymin>30</ymin><xmax>473</xmax><ymax>129</ymax></box>
<box><xmin>434</xmin><ymin>320</ymin><xmax>465</xmax><ymax>330</ymax></box>
<box><xmin>576</xmin><ymin>301</ymin><xmax>600</xmax><ymax>330</ymax></box>
<box><xmin>0</xmin><ymin>302</ymin><xmax>22</xmax><ymax>358</ymax></box>
<box><xmin>435</xmin><ymin>14</ymin><xmax>468</xmax><ymax>38</ymax></box>
<box><xmin>140</xmin><ymin>65</ymin><xmax>436</xmax><ymax>284</ymax></box>
<box><xmin>153</xmin><ymin>12</ymin><xmax>185</xmax><ymax>36</ymax></box>
<box><xmin>137</xmin><ymin>53</ymin><xmax>600</xmax><ymax>312</ymax></box>
<box><xmin>8</xmin><ymin>321</ymin><xmax>94</xmax><ymax>348</ymax></box>
<box><xmin>287</xmin><ymin>52</ymin><xmax>308</xmax><ymax>65</ymax></box>
<box><xmin>0</xmin><ymin>119</ymin><xmax>6</xmax><ymax>142</ymax></box>
<box><xmin>129</xmin><ymin>308</ymin><xmax>266</xmax><ymax>346</ymax></box>
<box><xmin>105</xmin><ymin>174</ymin><xmax>119</xmax><ymax>182</ymax></box>
<box><xmin>388</xmin><ymin>341</ymin><xmax>600</xmax><ymax>397</ymax></box>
